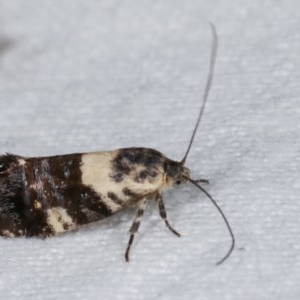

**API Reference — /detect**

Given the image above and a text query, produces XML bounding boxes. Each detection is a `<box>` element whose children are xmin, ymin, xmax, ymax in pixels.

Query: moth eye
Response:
<box><xmin>175</xmin><ymin>180</ymin><xmax>182</xmax><ymax>186</ymax></box>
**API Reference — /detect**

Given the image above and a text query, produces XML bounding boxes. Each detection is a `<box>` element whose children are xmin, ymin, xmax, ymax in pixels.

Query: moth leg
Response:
<box><xmin>195</xmin><ymin>178</ymin><xmax>209</xmax><ymax>184</ymax></box>
<box><xmin>157</xmin><ymin>194</ymin><xmax>180</xmax><ymax>237</ymax></box>
<box><xmin>125</xmin><ymin>198</ymin><xmax>148</xmax><ymax>262</ymax></box>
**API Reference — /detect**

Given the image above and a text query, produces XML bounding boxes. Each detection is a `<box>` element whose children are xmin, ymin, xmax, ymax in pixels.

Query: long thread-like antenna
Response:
<box><xmin>181</xmin><ymin>23</ymin><xmax>218</xmax><ymax>165</ymax></box>
<box><xmin>187</xmin><ymin>178</ymin><xmax>235</xmax><ymax>265</ymax></box>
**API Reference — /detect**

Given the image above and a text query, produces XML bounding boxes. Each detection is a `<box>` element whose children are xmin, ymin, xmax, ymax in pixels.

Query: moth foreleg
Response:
<box><xmin>156</xmin><ymin>194</ymin><xmax>180</xmax><ymax>237</ymax></box>
<box><xmin>125</xmin><ymin>198</ymin><xmax>148</xmax><ymax>262</ymax></box>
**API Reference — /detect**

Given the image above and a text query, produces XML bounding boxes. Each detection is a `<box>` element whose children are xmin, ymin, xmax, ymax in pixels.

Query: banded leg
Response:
<box><xmin>156</xmin><ymin>194</ymin><xmax>180</xmax><ymax>237</ymax></box>
<box><xmin>125</xmin><ymin>198</ymin><xmax>148</xmax><ymax>262</ymax></box>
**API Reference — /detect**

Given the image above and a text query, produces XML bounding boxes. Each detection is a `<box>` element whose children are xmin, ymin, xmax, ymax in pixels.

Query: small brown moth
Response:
<box><xmin>0</xmin><ymin>23</ymin><xmax>234</xmax><ymax>265</ymax></box>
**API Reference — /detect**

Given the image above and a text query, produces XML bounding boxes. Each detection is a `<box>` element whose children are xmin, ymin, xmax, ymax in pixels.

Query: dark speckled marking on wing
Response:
<box><xmin>122</xmin><ymin>187</ymin><xmax>139</xmax><ymax>198</ymax></box>
<box><xmin>107</xmin><ymin>192</ymin><xmax>123</xmax><ymax>205</ymax></box>
<box><xmin>110</xmin><ymin>148</ymin><xmax>163</xmax><ymax>183</ymax></box>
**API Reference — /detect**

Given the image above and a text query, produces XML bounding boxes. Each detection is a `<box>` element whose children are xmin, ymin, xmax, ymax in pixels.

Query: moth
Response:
<box><xmin>0</xmin><ymin>24</ymin><xmax>234</xmax><ymax>265</ymax></box>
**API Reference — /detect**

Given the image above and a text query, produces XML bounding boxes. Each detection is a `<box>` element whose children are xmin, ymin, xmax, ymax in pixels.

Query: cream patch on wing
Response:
<box><xmin>18</xmin><ymin>158</ymin><xmax>27</xmax><ymax>166</ymax></box>
<box><xmin>34</xmin><ymin>200</ymin><xmax>42</xmax><ymax>209</ymax></box>
<box><xmin>81</xmin><ymin>151</ymin><xmax>122</xmax><ymax>212</ymax></box>
<box><xmin>46</xmin><ymin>207</ymin><xmax>76</xmax><ymax>234</ymax></box>
<box><xmin>80</xmin><ymin>151</ymin><xmax>165</xmax><ymax>211</ymax></box>
<box><xmin>1</xmin><ymin>229</ymin><xmax>15</xmax><ymax>237</ymax></box>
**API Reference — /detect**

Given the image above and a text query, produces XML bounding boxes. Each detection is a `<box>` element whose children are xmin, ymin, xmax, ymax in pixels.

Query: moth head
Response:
<box><xmin>164</xmin><ymin>159</ymin><xmax>190</xmax><ymax>187</ymax></box>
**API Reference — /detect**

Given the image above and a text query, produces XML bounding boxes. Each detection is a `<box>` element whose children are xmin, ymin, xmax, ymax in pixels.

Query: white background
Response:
<box><xmin>0</xmin><ymin>1</ymin><xmax>299</xmax><ymax>299</ymax></box>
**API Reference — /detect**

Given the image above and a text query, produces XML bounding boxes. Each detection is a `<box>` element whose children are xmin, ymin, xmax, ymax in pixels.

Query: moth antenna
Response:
<box><xmin>186</xmin><ymin>177</ymin><xmax>235</xmax><ymax>265</ymax></box>
<box><xmin>181</xmin><ymin>22</ymin><xmax>218</xmax><ymax>165</ymax></box>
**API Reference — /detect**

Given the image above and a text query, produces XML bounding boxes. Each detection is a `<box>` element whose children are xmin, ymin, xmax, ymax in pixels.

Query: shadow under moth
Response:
<box><xmin>0</xmin><ymin>24</ymin><xmax>234</xmax><ymax>265</ymax></box>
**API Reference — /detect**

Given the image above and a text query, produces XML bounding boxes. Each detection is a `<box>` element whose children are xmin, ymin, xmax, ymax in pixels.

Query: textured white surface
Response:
<box><xmin>0</xmin><ymin>1</ymin><xmax>300</xmax><ymax>299</ymax></box>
